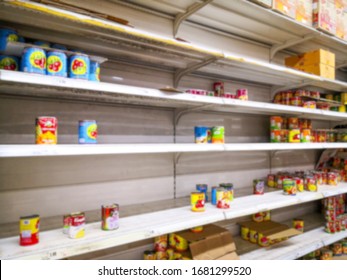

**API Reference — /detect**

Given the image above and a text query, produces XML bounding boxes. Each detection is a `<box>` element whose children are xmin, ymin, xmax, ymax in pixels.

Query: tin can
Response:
<box><xmin>328</xmin><ymin>172</ymin><xmax>338</xmax><ymax>186</ymax></box>
<box><xmin>249</xmin><ymin>228</ymin><xmax>258</xmax><ymax>244</ymax></box>
<box><xmin>0</xmin><ymin>28</ymin><xmax>18</xmax><ymax>51</ymax></box>
<box><xmin>168</xmin><ymin>233</ymin><xmax>176</xmax><ymax>248</ymax></box>
<box><xmin>288</xmin><ymin>129</ymin><xmax>300</xmax><ymax>143</ymax></box>
<box><xmin>143</xmin><ymin>250</ymin><xmax>156</xmax><ymax>260</ymax></box>
<box><xmin>318</xmin><ymin>103</ymin><xmax>330</xmax><ymax>110</ymax></box>
<box><xmin>252</xmin><ymin>212</ymin><xmax>264</xmax><ymax>222</ymax></box>
<box><xmin>174</xmin><ymin>235</ymin><xmax>188</xmax><ymax>252</ymax></box>
<box><xmin>236</xmin><ymin>89</ymin><xmax>248</xmax><ymax>100</ymax></box>
<box><xmin>270</xmin><ymin>129</ymin><xmax>281</xmax><ymax>143</ymax></box>
<box><xmin>154</xmin><ymin>235</ymin><xmax>168</xmax><ymax>252</ymax></box>
<box><xmin>35</xmin><ymin>116</ymin><xmax>58</xmax><ymax>144</ymax></box>
<box><xmin>267</xmin><ymin>174</ymin><xmax>276</xmax><ymax>188</ymax></box>
<box><xmin>89</xmin><ymin>61</ymin><xmax>100</xmax><ymax>82</ymax></box>
<box><xmin>213</xmin><ymin>81</ymin><xmax>224</xmax><ymax>96</ymax></box>
<box><xmin>305</xmin><ymin>176</ymin><xmax>318</xmax><ymax>192</ymax></box>
<box><xmin>290</xmin><ymin>97</ymin><xmax>302</xmax><ymax>106</ymax></box>
<box><xmin>303</xmin><ymin>101</ymin><xmax>316</xmax><ymax>109</ymax></box>
<box><xmin>288</xmin><ymin>118</ymin><xmax>299</xmax><ymax>129</ymax></box>
<box><xmin>293</xmin><ymin>218</ymin><xmax>304</xmax><ymax>232</ymax></box>
<box><xmin>283</xmin><ymin>178</ymin><xmax>297</xmax><ymax>195</ymax></box>
<box><xmin>241</xmin><ymin>225</ymin><xmax>250</xmax><ymax>240</ymax></box>
<box><xmin>253</xmin><ymin>179</ymin><xmax>265</xmax><ymax>195</ymax></box>
<box><xmin>190</xmin><ymin>226</ymin><xmax>203</xmax><ymax>233</ymax></box>
<box><xmin>20</xmin><ymin>47</ymin><xmax>46</xmax><ymax>74</ymax></box>
<box><xmin>294</xmin><ymin>177</ymin><xmax>304</xmax><ymax>192</ymax></box>
<box><xmin>191</xmin><ymin>192</ymin><xmax>205</xmax><ymax>212</ymax></box>
<box><xmin>166</xmin><ymin>248</ymin><xmax>175</xmax><ymax>260</ymax></box>
<box><xmin>283</xmin><ymin>91</ymin><xmax>293</xmax><ymax>99</ymax></box>
<box><xmin>263</xmin><ymin>210</ymin><xmax>271</xmax><ymax>221</ymax></box>
<box><xmin>320</xmin><ymin>249</ymin><xmax>333</xmax><ymax>260</ymax></box>
<box><xmin>310</xmin><ymin>91</ymin><xmax>320</xmax><ymax>98</ymax></box>
<box><xmin>34</xmin><ymin>41</ymin><xmax>51</xmax><ymax>48</ymax></box>
<box><xmin>332</xmin><ymin>243</ymin><xmax>343</xmax><ymax>256</ymax></box>
<box><xmin>78</xmin><ymin>120</ymin><xmax>97</xmax><ymax>144</ymax></box>
<box><xmin>270</xmin><ymin>116</ymin><xmax>283</xmax><ymax>130</ymax></box>
<box><xmin>211</xmin><ymin>186</ymin><xmax>218</xmax><ymax>205</ymax></box>
<box><xmin>68</xmin><ymin>212</ymin><xmax>85</xmax><ymax>239</ymax></box>
<box><xmin>325</xmin><ymin>221</ymin><xmax>335</xmax><ymax>233</ymax></box>
<box><xmin>280</xmin><ymin>129</ymin><xmax>288</xmax><ymax>142</ymax></box>
<box><xmin>194</xmin><ymin>126</ymin><xmax>208</xmax><ymax>144</ymax></box>
<box><xmin>327</xmin><ymin>130</ymin><xmax>337</xmax><ymax>142</ymax></box>
<box><xmin>0</xmin><ymin>55</ymin><xmax>19</xmax><ymax>71</ymax></box>
<box><xmin>156</xmin><ymin>251</ymin><xmax>167</xmax><ymax>260</ymax></box>
<box><xmin>19</xmin><ymin>214</ymin><xmax>40</xmax><ymax>246</ymax></box>
<box><xmin>196</xmin><ymin>184</ymin><xmax>208</xmax><ymax>202</ymax></box>
<box><xmin>316</xmin><ymin>130</ymin><xmax>327</xmax><ymax>142</ymax></box>
<box><xmin>63</xmin><ymin>214</ymin><xmax>71</xmax><ymax>234</ymax></box>
<box><xmin>216</xmin><ymin>189</ymin><xmax>231</xmax><ymax>209</ymax></box>
<box><xmin>299</xmin><ymin>118</ymin><xmax>311</xmax><ymax>129</ymax></box>
<box><xmin>221</xmin><ymin>183</ymin><xmax>234</xmax><ymax>201</ymax></box>
<box><xmin>46</xmin><ymin>51</ymin><xmax>67</xmax><ymax>77</ymax></box>
<box><xmin>211</xmin><ymin>126</ymin><xmax>225</xmax><ymax>144</ymax></box>
<box><xmin>69</xmin><ymin>54</ymin><xmax>90</xmax><ymax>79</ymax></box>
<box><xmin>101</xmin><ymin>204</ymin><xmax>119</xmax><ymax>230</ymax></box>
<box><xmin>300</xmin><ymin>129</ymin><xmax>311</xmax><ymax>143</ymax></box>
<box><xmin>342</xmin><ymin>241</ymin><xmax>347</xmax><ymax>254</ymax></box>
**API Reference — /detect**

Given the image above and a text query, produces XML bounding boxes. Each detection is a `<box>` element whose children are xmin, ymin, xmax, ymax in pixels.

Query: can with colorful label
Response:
<box><xmin>20</xmin><ymin>47</ymin><xmax>46</xmax><ymax>74</ymax></box>
<box><xmin>0</xmin><ymin>55</ymin><xmax>19</xmax><ymax>71</ymax></box>
<box><xmin>68</xmin><ymin>212</ymin><xmax>85</xmax><ymax>239</ymax></box>
<box><xmin>236</xmin><ymin>89</ymin><xmax>248</xmax><ymax>100</ymax></box>
<box><xmin>288</xmin><ymin>129</ymin><xmax>300</xmax><ymax>143</ymax></box>
<box><xmin>270</xmin><ymin>116</ymin><xmax>283</xmax><ymax>130</ymax></box>
<box><xmin>174</xmin><ymin>235</ymin><xmax>188</xmax><ymax>252</ymax></box>
<box><xmin>211</xmin><ymin>126</ymin><xmax>224</xmax><ymax>143</ymax></box>
<box><xmin>211</xmin><ymin>186</ymin><xmax>219</xmax><ymax>205</ymax></box>
<box><xmin>36</xmin><ymin>116</ymin><xmax>58</xmax><ymax>144</ymax></box>
<box><xmin>213</xmin><ymin>81</ymin><xmax>224</xmax><ymax>96</ymax></box>
<box><xmin>267</xmin><ymin>174</ymin><xmax>276</xmax><ymax>187</ymax></box>
<box><xmin>216</xmin><ymin>189</ymin><xmax>231</xmax><ymax>209</ymax></box>
<box><xmin>69</xmin><ymin>54</ymin><xmax>90</xmax><ymax>79</ymax></box>
<box><xmin>241</xmin><ymin>225</ymin><xmax>250</xmax><ymax>240</ymax></box>
<box><xmin>191</xmin><ymin>192</ymin><xmax>205</xmax><ymax>212</ymax></box>
<box><xmin>79</xmin><ymin>120</ymin><xmax>97</xmax><ymax>144</ymax></box>
<box><xmin>293</xmin><ymin>218</ymin><xmax>304</xmax><ymax>232</ymax></box>
<box><xmin>89</xmin><ymin>61</ymin><xmax>100</xmax><ymax>82</ymax></box>
<box><xmin>194</xmin><ymin>126</ymin><xmax>208</xmax><ymax>144</ymax></box>
<box><xmin>19</xmin><ymin>214</ymin><xmax>40</xmax><ymax>246</ymax></box>
<box><xmin>143</xmin><ymin>250</ymin><xmax>156</xmax><ymax>260</ymax></box>
<box><xmin>294</xmin><ymin>177</ymin><xmax>304</xmax><ymax>192</ymax></box>
<box><xmin>342</xmin><ymin>241</ymin><xmax>347</xmax><ymax>254</ymax></box>
<box><xmin>332</xmin><ymin>243</ymin><xmax>343</xmax><ymax>256</ymax></box>
<box><xmin>305</xmin><ymin>176</ymin><xmax>318</xmax><ymax>192</ymax></box>
<box><xmin>101</xmin><ymin>204</ymin><xmax>119</xmax><ymax>230</ymax></box>
<box><xmin>0</xmin><ymin>28</ymin><xmax>18</xmax><ymax>51</ymax></box>
<box><xmin>253</xmin><ymin>179</ymin><xmax>265</xmax><ymax>195</ymax></box>
<box><xmin>196</xmin><ymin>184</ymin><xmax>208</xmax><ymax>202</ymax></box>
<box><xmin>46</xmin><ymin>51</ymin><xmax>67</xmax><ymax>77</ymax></box>
<box><xmin>154</xmin><ymin>235</ymin><xmax>168</xmax><ymax>252</ymax></box>
<box><xmin>63</xmin><ymin>214</ymin><xmax>72</xmax><ymax>234</ymax></box>
<box><xmin>328</xmin><ymin>172</ymin><xmax>338</xmax><ymax>186</ymax></box>
<box><xmin>300</xmin><ymin>129</ymin><xmax>311</xmax><ymax>143</ymax></box>
<box><xmin>283</xmin><ymin>178</ymin><xmax>297</xmax><ymax>195</ymax></box>
<box><xmin>270</xmin><ymin>129</ymin><xmax>281</xmax><ymax>143</ymax></box>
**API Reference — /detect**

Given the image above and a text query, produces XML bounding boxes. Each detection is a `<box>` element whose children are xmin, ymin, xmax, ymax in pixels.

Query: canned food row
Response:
<box><xmin>0</xmin><ymin>28</ymin><xmax>100</xmax><ymax>81</ymax></box>
<box><xmin>322</xmin><ymin>194</ymin><xmax>347</xmax><ymax>235</ymax></box>
<box><xmin>19</xmin><ymin>203</ymin><xmax>119</xmax><ymax>246</ymax></box>
<box><xmin>194</xmin><ymin>126</ymin><xmax>224</xmax><ymax>144</ymax></box>
<box><xmin>301</xmin><ymin>239</ymin><xmax>347</xmax><ymax>260</ymax></box>
<box><xmin>36</xmin><ymin>117</ymin><xmax>97</xmax><ymax>144</ymax></box>
<box><xmin>186</xmin><ymin>82</ymin><xmax>248</xmax><ymax>100</ymax></box>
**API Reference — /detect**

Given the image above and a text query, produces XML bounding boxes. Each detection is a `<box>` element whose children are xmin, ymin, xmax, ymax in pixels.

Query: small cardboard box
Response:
<box><xmin>313</xmin><ymin>0</ymin><xmax>337</xmax><ymax>35</ymax></box>
<box><xmin>175</xmin><ymin>224</ymin><xmax>239</xmax><ymax>260</ymax></box>
<box><xmin>285</xmin><ymin>49</ymin><xmax>336</xmax><ymax>68</ymax></box>
<box><xmin>249</xmin><ymin>0</ymin><xmax>273</xmax><ymax>8</ymax></box>
<box><xmin>272</xmin><ymin>0</ymin><xmax>296</xmax><ymax>19</ymax></box>
<box><xmin>295</xmin><ymin>0</ymin><xmax>313</xmax><ymax>26</ymax></box>
<box><xmin>295</xmin><ymin>63</ymin><xmax>335</xmax><ymax>79</ymax></box>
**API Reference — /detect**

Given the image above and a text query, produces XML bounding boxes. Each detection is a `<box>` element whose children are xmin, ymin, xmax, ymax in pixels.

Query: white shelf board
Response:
<box><xmin>2</xmin><ymin>143</ymin><xmax>347</xmax><ymax>158</ymax></box>
<box><xmin>1</xmin><ymin>70</ymin><xmax>347</xmax><ymax>121</ymax></box>
<box><xmin>1</xmin><ymin>1</ymin><xmax>347</xmax><ymax>92</ymax></box>
<box><xmin>2</xmin><ymin>41</ymin><xmax>108</xmax><ymax>64</ymax></box>
<box><xmin>1</xmin><ymin>183</ymin><xmax>347</xmax><ymax>259</ymax></box>
<box><xmin>240</xmin><ymin>227</ymin><xmax>347</xmax><ymax>260</ymax></box>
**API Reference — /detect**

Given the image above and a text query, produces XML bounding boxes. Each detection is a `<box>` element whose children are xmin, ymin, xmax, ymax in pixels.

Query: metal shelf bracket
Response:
<box><xmin>174</xmin><ymin>104</ymin><xmax>217</xmax><ymax>126</ymax></box>
<box><xmin>174</xmin><ymin>56</ymin><xmax>217</xmax><ymax>88</ymax></box>
<box><xmin>173</xmin><ymin>0</ymin><xmax>214</xmax><ymax>37</ymax></box>
<box><xmin>336</xmin><ymin>61</ymin><xmax>347</xmax><ymax>70</ymax></box>
<box><xmin>270</xmin><ymin>34</ymin><xmax>317</xmax><ymax>61</ymax></box>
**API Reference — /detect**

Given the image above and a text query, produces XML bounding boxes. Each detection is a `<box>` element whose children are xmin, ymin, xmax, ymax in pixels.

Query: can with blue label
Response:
<box><xmin>20</xmin><ymin>47</ymin><xmax>46</xmax><ymax>74</ymax></box>
<box><xmin>78</xmin><ymin>120</ymin><xmax>97</xmax><ymax>144</ymax></box>
<box><xmin>211</xmin><ymin>186</ymin><xmax>218</xmax><ymax>205</ymax></box>
<box><xmin>69</xmin><ymin>54</ymin><xmax>90</xmax><ymax>80</ymax></box>
<box><xmin>89</xmin><ymin>61</ymin><xmax>100</xmax><ymax>82</ymax></box>
<box><xmin>34</xmin><ymin>41</ymin><xmax>51</xmax><ymax>48</ymax></box>
<box><xmin>196</xmin><ymin>184</ymin><xmax>208</xmax><ymax>202</ymax></box>
<box><xmin>0</xmin><ymin>55</ymin><xmax>19</xmax><ymax>71</ymax></box>
<box><xmin>46</xmin><ymin>51</ymin><xmax>67</xmax><ymax>77</ymax></box>
<box><xmin>0</xmin><ymin>28</ymin><xmax>18</xmax><ymax>51</ymax></box>
<box><xmin>194</xmin><ymin>126</ymin><xmax>208</xmax><ymax>144</ymax></box>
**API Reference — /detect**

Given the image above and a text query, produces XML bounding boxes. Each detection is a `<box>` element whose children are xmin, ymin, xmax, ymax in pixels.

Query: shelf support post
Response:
<box><xmin>174</xmin><ymin>56</ymin><xmax>217</xmax><ymax>88</ymax></box>
<box><xmin>173</xmin><ymin>0</ymin><xmax>214</xmax><ymax>37</ymax></box>
<box><xmin>269</xmin><ymin>34</ymin><xmax>317</xmax><ymax>62</ymax></box>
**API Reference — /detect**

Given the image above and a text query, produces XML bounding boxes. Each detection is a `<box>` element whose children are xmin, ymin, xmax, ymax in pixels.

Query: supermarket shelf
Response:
<box><xmin>2</xmin><ymin>143</ymin><xmax>347</xmax><ymax>158</ymax></box>
<box><xmin>0</xmin><ymin>1</ymin><xmax>347</xmax><ymax>93</ymax></box>
<box><xmin>1</xmin><ymin>70</ymin><xmax>347</xmax><ymax>121</ymax></box>
<box><xmin>1</xmin><ymin>183</ymin><xmax>347</xmax><ymax>259</ymax></box>
<box><xmin>2</xmin><ymin>41</ymin><xmax>108</xmax><ymax>64</ymax></box>
<box><xmin>240</xmin><ymin>227</ymin><xmax>347</xmax><ymax>260</ymax></box>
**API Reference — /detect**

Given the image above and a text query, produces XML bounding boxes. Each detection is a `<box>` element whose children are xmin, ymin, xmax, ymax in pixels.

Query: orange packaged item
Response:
<box><xmin>35</xmin><ymin>116</ymin><xmax>57</xmax><ymax>144</ymax></box>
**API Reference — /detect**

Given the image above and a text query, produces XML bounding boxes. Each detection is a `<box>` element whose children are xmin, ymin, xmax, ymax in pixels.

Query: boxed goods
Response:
<box><xmin>272</xmin><ymin>0</ymin><xmax>296</xmax><ymax>19</ymax></box>
<box><xmin>296</xmin><ymin>0</ymin><xmax>313</xmax><ymax>26</ymax></box>
<box><xmin>313</xmin><ymin>0</ymin><xmax>337</xmax><ymax>35</ymax></box>
<box><xmin>249</xmin><ymin>0</ymin><xmax>273</xmax><ymax>8</ymax></box>
<box><xmin>285</xmin><ymin>49</ymin><xmax>336</xmax><ymax>79</ymax></box>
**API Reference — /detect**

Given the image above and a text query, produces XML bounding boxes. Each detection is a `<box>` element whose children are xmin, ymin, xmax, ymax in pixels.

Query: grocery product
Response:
<box><xmin>253</xmin><ymin>179</ymin><xmax>265</xmax><ymax>195</ymax></box>
<box><xmin>0</xmin><ymin>55</ymin><xmax>19</xmax><ymax>71</ymax></box>
<box><xmin>194</xmin><ymin>126</ymin><xmax>208</xmax><ymax>143</ymax></box>
<box><xmin>283</xmin><ymin>178</ymin><xmax>297</xmax><ymax>195</ymax></box>
<box><xmin>190</xmin><ymin>226</ymin><xmax>203</xmax><ymax>233</ymax></box>
<box><xmin>293</xmin><ymin>218</ymin><xmax>304</xmax><ymax>232</ymax></box>
<box><xmin>79</xmin><ymin>120</ymin><xmax>98</xmax><ymax>144</ymax></box>
<box><xmin>154</xmin><ymin>235</ymin><xmax>168</xmax><ymax>252</ymax></box>
<box><xmin>143</xmin><ymin>250</ymin><xmax>156</xmax><ymax>260</ymax></box>
<box><xmin>20</xmin><ymin>47</ymin><xmax>46</xmax><ymax>74</ymax></box>
<box><xmin>211</xmin><ymin>126</ymin><xmax>225</xmax><ymax>143</ymax></box>
<box><xmin>313</xmin><ymin>0</ymin><xmax>337</xmax><ymax>35</ymax></box>
<box><xmin>35</xmin><ymin>116</ymin><xmax>58</xmax><ymax>144</ymax></box>
<box><xmin>288</xmin><ymin>129</ymin><xmax>300</xmax><ymax>143</ymax></box>
<box><xmin>46</xmin><ymin>51</ymin><xmax>67</xmax><ymax>77</ymax></box>
<box><xmin>19</xmin><ymin>214</ymin><xmax>40</xmax><ymax>246</ymax></box>
<box><xmin>196</xmin><ymin>184</ymin><xmax>208</xmax><ymax>202</ymax></box>
<box><xmin>216</xmin><ymin>189</ymin><xmax>231</xmax><ymax>209</ymax></box>
<box><xmin>89</xmin><ymin>61</ymin><xmax>100</xmax><ymax>82</ymax></box>
<box><xmin>236</xmin><ymin>89</ymin><xmax>248</xmax><ymax>100</ymax></box>
<box><xmin>68</xmin><ymin>212</ymin><xmax>85</xmax><ymax>239</ymax></box>
<box><xmin>191</xmin><ymin>192</ymin><xmax>205</xmax><ymax>212</ymax></box>
<box><xmin>69</xmin><ymin>54</ymin><xmax>90</xmax><ymax>79</ymax></box>
<box><xmin>213</xmin><ymin>81</ymin><xmax>224</xmax><ymax>96</ymax></box>
<box><xmin>0</xmin><ymin>28</ymin><xmax>18</xmax><ymax>51</ymax></box>
<box><xmin>101</xmin><ymin>204</ymin><xmax>119</xmax><ymax>230</ymax></box>
<box><xmin>211</xmin><ymin>186</ymin><xmax>218</xmax><ymax>205</ymax></box>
